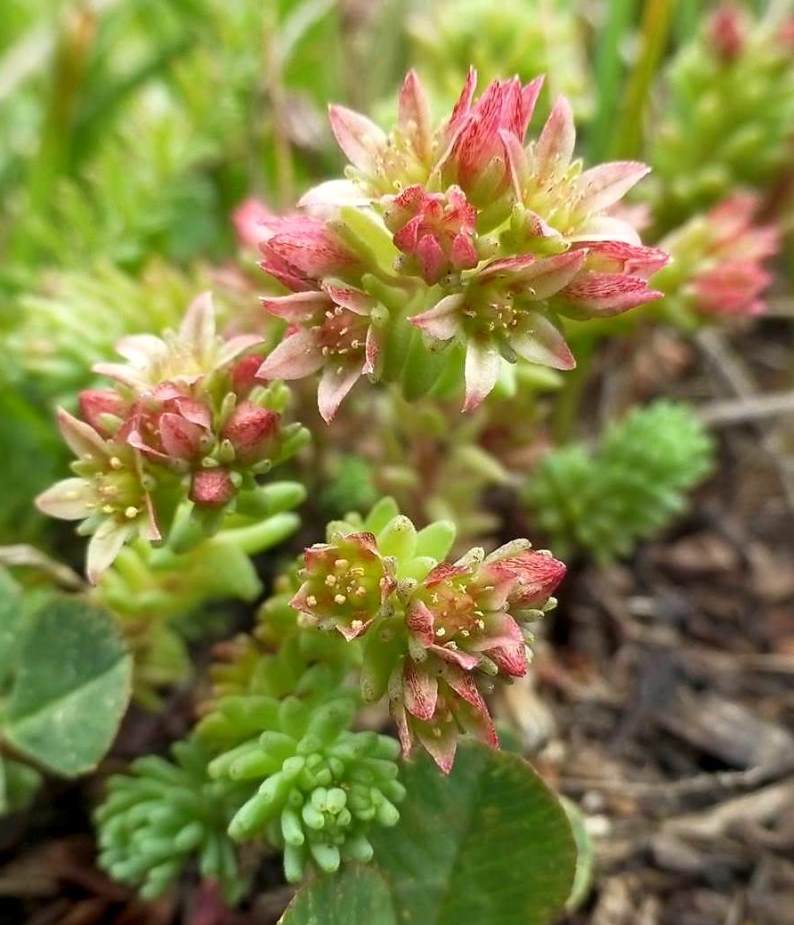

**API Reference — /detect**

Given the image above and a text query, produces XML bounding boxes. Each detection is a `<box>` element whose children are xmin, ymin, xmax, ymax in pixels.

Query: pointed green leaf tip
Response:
<box><xmin>282</xmin><ymin>743</ymin><xmax>576</xmax><ymax>925</ymax></box>
<box><xmin>2</xmin><ymin>594</ymin><xmax>132</xmax><ymax>778</ymax></box>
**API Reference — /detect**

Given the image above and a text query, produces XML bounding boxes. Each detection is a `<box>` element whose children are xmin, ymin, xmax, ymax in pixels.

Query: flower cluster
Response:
<box><xmin>655</xmin><ymin>193</ymin><xmax>779</xmax><ymax>322</ymax></box>
<box><xmin>36</xmin><ymin>293</ymin><xmax>309</xmax><ymax>581</ymax></box>
<box><xmin>290</xmin><ymin>499</ymin><xmax>565</xmax><ymax>772</ymax></box>
<box><xmin>254</xmin><ymin>69</ymin><xmax>666</xmax><ymax>418</ymax></box>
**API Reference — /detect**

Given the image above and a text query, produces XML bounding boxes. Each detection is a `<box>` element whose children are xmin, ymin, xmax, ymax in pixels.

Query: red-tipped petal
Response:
<box><xmin>328</xmin><ymin>104</ymin><xmax>387</xmax><ymax>172</ymax></box>
<box><xmin>257</xmin><ymin>329</ymin><xmax>325</xmax><ymax>381</ymax></box>
<box><xmin>576</xmin><ymin>161</ymin><xmax>651</xmax><ymax>214</ymax></box>
<box><xmin>159</xmin><ymin>413</ymin><xmax>204</xmax><ymax>461</ymax></box>
<box><xmin>403</xmin><ymin>660</ymin><xmax>439</xmax><ymax>721</ymax></box>
<box><xmin>462</xmin><ymin>339</ymin><xmax>501</xmax><ymax>412</ymax></box>
<box><xmin>410</xmin><ymin>294</ymin><xmax>464</xmax><ymax>341</ymax></box>
<box><xmin>535</xmin><ymin>96</ymin><xmax>575</xmax><ymax>181</ymax></box>
<box><xmin>560</xmin><ymin>272</ymin><xmax>664</xmax><ymax>317</ymax></box>
<box><xmin>317</xmin><ymin>360</ymin><xmax>363</xmax><ymax>423</ymax></box>
<box><xmin>398</xmin><ymin>69</ymin><xmax>432</xmax><ymax>160</ymax></box>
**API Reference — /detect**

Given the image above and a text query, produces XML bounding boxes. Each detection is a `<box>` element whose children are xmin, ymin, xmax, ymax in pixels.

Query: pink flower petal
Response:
<box><xmin>416</xmin><ymin>233</ymin><xmax>448</xmax><ymax>285</ymax></box>
<box><xmin>298</xmin><ymin>179</ymin><xmax>371</xmax><ymax>215</ymax></box>
<box><xmin>511</xmin><ymin>312</ymin><xmax>576</xmax><ymax>370</ymax></box>
<box><xmin>501</xmin><ymin>129</ymin><xmax>531</xmax><ymax>198</ymax></box>
<box><xmin>576</xmin><ymin>162</ymin><xmax>651</xmax><ymax>214</ymax></box>
<box><xmin>256</xmin><ymin>329</ymin><xmax>325</xmax><ymax>381</ymax></box>
<box><xmin>159</xmin><ymin>413</ymin><xmax>204</xmax><ymax>460</ymax></box>
<box><xmin>410</xmin><ymin>294</ymin><xmax>464</xmax><ymax>341</ymax></box>
<box><xmin>535</xmin><ymin>96</ymin><xmax>575</xmax><ymax>181</ymax></box>
<box><xmin>560</xmin><ymin>272</ymin><xmax>663</xmax><ymax>317</ymax></box>
<box><xmin>568</xmin><ymin>215</ymin><xmax>642</xmax><ymax>245</ymax></box>
<box><xmin>398</xmin><ymin>69</ymin><xmax>432</xmax><ymax>160</ymax></box>
<box><xmin>462</xmin><ymin>339</ymin><xmax>501</xmax><ymax>412</ymax></box>
<box><xmin>328</xmin><ymin>104</ymin><xmax>387</xmax><ymax>173</ymax></box>
<box><xmin>406</xmin><ymin>600</ymin><xmax>436</xmax><ymax>646</ymax></box>
<box><xmin>180</xmin><ymin>291</ymin><xmax>216</xmax><ymax>351</ymax></box>
<box><xmin>217</xmin><ymin>334</ymin><xmax>264</xmax><ymax>368</ymax></box>
<box><xmin>321</xmin><ymin>283</ymin><xmax>376</xmax><ymax>316</ymax></box>
<box><xmin>261</xmin><ymin>291</ymin><xmax>330</xmax><ymax>323</ymax></box>
<box><xmin>403</xmin><ymin>660</ymin><xmax>439</xmax><ymax>721</ymax></box>
<box><xmin>35</xmin><ymin>478</ymin><xmax>95</xmax><ymax>520</ymax></box>
<box><xmin>56</xmin><ymin>409</ymin><xmax>107</xmax><ymax>459</ymax></box>
<box><xmin>317</xmin><ymin>360</ymin><xmax>364</xmax><ymax>423</ymax></box>
<box><xmin>446</xmin><ymin>67</ymin><xmax>477</xmax><ymax>138</ymax></box>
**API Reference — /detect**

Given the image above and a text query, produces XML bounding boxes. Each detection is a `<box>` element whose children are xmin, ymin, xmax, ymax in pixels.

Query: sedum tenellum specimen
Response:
<box><xmin>95</xmin><ymin>498</ymin><xmax>567</xmax><ymax>894</ymax></box>
<box><xmin>256</xmin><ymin>68</ymin><xmax>668</xmax><ymax>419</ymax></box>
<box><xmin>524</xmin><ymin>402</ymin><xmax>714</xmax><ymax>562</ymax></box>
<box><xmin>35</xmin><ymin>292</ymin><xmax>309</xmax><ymax>582</ymax></box>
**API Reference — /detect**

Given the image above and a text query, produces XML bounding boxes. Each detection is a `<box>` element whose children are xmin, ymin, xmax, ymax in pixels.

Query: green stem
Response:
<box><xmin>552</xmin><ymin>336</ymin><xmax>597</xmax><ymax>444</ymax></box>
<box><xmin>588</xmin><ymin>0</ymin><xmax>640</xmax><ymax>161</ymax></box>
<box><xmin>610</xmin><ymin>0</ymin><xmax>678</xmax><ymax>159</ymax></box>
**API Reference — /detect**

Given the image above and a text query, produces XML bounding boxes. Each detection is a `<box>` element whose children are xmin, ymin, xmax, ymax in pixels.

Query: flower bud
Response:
<box><xmin>191</xmin><ymin>469</ymin><xmax>236</xmax><ymax>508</ymax></box>
<box><xmin>78</xmin><ymin>389</ymin><xmax>127</xmax><ymax>435</ymax></box>
<box><xmin>221</xmin><ymin>402</ymin><xmax>280</xmax><ymax>465</ymax></box>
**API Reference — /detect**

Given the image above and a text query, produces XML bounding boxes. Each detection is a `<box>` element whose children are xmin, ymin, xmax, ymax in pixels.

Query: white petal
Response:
<box><xmin>35</xmin><ymin>478</ymin><xmax>95</xmax><ymax>520</ymax></box>
<box><xmin>298</xmin><ymin>179</ymin><xmax>372</xmax><ymax>216</ymax></box>
<box><xmin>463</xmin><ymin>340</ymin><xmax>501</xmax><ymax>411</ymax></box>
<box><xmin>410</xmin><ymin>294</ymin><xmax>465</xmax><ymax>341</ymax></box>
<box><xmin>87</xmin><ymin>519</ymin><xmax>133</xmax><ymax>584</ymax></box>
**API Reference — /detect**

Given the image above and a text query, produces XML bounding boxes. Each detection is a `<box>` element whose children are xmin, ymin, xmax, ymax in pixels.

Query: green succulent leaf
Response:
<box><xmin>2</xmin><ymin>596</ymin><xmax>132</xmax><ymax>777</ymax></box>
<box><xmin>280</xmin><ymin>864</ymin><xmax>396</xmax><ymax>925</ymax></box>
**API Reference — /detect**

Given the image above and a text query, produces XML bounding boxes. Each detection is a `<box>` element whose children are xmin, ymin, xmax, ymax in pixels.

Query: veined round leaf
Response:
<box><xmin>370</xmin><ymin>743</ymin><xmax>576</xmax><ymax>925</ymax></box>
<box><xmin>280</xmin><ymin>865</ymin><xmax>396</xmax><ymax>925</ymax></box>
<box><xmin>0</xmin><ymin>568</ymin><xmax>25</xmax><ymax>689</ymax></box>
<box><xmin>2</xmin><ymin>596</ymin><xmax>132</xmax><ymax>778</ymax></box>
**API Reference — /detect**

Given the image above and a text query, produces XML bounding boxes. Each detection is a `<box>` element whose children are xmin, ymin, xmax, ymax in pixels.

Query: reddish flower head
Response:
<box><xmin>709</xmin><ymin>3</ymin><xmax>747</xmax><ymax>61</ymax></box>
<box><xmin>384</xmin><ymin>185</ymin><xmax>478</xmax><ymax>284</ymax></box>
<box><xmin>291</xmin><ymin>532</ymin><xmax>396</xmax><ymax>640</ymax></box>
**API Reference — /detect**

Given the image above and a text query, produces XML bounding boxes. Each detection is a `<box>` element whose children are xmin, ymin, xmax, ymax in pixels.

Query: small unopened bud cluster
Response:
<box><xmin>36</xmin><ymin>292</ymin><xmax>309</xmax><ymax>582</ymax></box>
<box><xmin>290</xmin><ymin>498</ymin><xmax>565</xmax><ymax>772</ymax></box>
<box><xmin>655</xmin><ymin>193</ymin><xmax>779</xmax><ymax>323</ymax></box>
